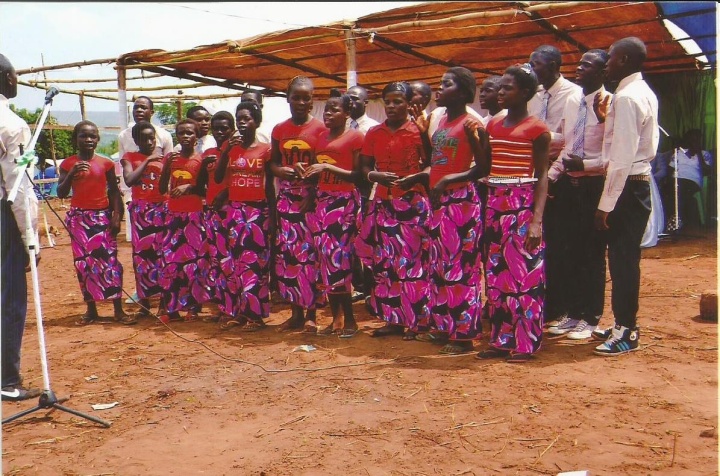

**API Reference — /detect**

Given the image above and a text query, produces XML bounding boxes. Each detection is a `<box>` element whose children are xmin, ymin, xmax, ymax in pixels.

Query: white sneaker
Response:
<box><xmin>544</xmin><ymin>313</ymin><xmax>567</xmax><ymax>328</ymax></box>
<box><xmin>566</xmin><ymin>320</ymin><xmax>596</xmax><ymax>340</ymax></box>
<box><xmin>548</xmin><ymin>316</ymin><xmax>580</xmax><ymax>335</ymax></box>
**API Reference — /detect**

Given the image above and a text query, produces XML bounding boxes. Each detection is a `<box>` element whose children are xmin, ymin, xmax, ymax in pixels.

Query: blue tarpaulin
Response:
<box><xmin>657</xmin><ymin>2</ymin><xmax>717</xmax><ymax>66</ymax></box>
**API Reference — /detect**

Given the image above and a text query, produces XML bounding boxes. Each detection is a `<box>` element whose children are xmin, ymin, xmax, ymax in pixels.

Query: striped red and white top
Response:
<box><xmin>486</xmin><ymin>115</ymin><xmax>549</xmax><ymax>178</ymax></box>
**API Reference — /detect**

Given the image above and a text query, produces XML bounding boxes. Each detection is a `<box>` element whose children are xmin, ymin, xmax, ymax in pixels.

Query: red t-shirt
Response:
<box><xmin>122</xmin><ymin>152</ymin><xmax>166</xmax><ymax>203</ymax></box>
<box><xmin>202</xmin><ymin>147</ymin><xmax>228</xmax><ymax>205</ymax></box>
<box><xmin>361</xmin><ymin>120</ymin><xmax>425</xmax><ymax>199</ymax></box>
<box><xmin>487</xmin><ymin>115</ymin><xmax>549</xmax><ymax>178</ymax></box>
<box><xmin>166</xmin><ymin>153</ymin><xmax>204</xmax><ymax>213</ymax></box>
<box><xmin>60</xmin><ymin>154</ymin><xmax>115</xmax><ymax>209</ymax></box>
<box><xmin>272</xmin><ymin>117</ymin><xmax>325</xmax><ymax>191</ymax></box>
<box><xmin>315</xmin><ymin>129</ymin><xmax>364</xmax><ymax>193</ymax></box>
<box><xmin>227</xmin><ymin>142</ymin><xmax>271</xmax><ymax>202</ymax></box>
<box><xmin>429</xmin><ymin>113</ymin><xmax>478</xmax><ymax>189</ymax></box>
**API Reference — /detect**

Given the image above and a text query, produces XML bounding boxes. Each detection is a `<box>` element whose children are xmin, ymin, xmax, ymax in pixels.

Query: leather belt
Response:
<box><xmin>627</xmin><ymin>174</ymin><xmax>650</xmax><ymax>182</ymax></box>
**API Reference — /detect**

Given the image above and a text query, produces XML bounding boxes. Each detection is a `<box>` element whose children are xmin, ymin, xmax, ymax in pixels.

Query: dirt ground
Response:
<box><xmin>1</xmin><ymin>201</ymin><xmax>718</xmax><ymax>476</ymax></box>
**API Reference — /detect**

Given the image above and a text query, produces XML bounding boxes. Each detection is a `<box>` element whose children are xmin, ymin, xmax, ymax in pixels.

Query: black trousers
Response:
<box><xmin>1</xmin><ymin>199</ymin><xmax>30</xmax><ymax>388</ymax></box>
<box><xmin>607</xmin><ymin>180</ymin><xmax>651</xmax><ymax>329</ymax></box>
<box><xmin>563</xmin><ymin>176</ymin><xmax>607</xmax><ymax>325</ymax></box>
<box><xmin>543</xmin><ymin>176</ymin><xmax>573</xmax><ymax>320</ymax></box>
<box><xmin>661</xmin><ymin>178</ymin><xmax>702</xmax><ymax>229</ymax></box>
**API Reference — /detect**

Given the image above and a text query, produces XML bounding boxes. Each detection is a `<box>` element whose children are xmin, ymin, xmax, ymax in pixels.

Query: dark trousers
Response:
<box><xmin>1</xmin><ymin>199</ymin><xmax>29</xmax><ymax>388</ymax></box>
<box><xmin>661</xmin><ymin>178</ymin><xmax>702</xmax><ymax>229</ymax></box>
<box><xmin>563</xmin><ymin>176</ymin><xmax>607</xmax><ymax>325</ymax></box>
<box><xmin>607</xmin><ymin>180</ymin><xmax>651</xmax><ymax>329</ymax></box>
<box><xmin>543</xmin><ymin>176</ymin><xmax>573</xmax><ymax>320</ymax></box>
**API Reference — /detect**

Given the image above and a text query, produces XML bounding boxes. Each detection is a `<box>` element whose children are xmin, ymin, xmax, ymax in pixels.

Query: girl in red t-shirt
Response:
<box><xmin>269</xmin><ymin>76</ymin><xmax>327</xmax><ymax>333</ymax></box>
<box><xmin>196</xmin><ymin>111</ymin><xmax>235</xmax><ymax>324</ymax></box>
<box><xmin>213</xmin><ymin>101</ymin><xmax>273</xmax><ymax>331</ymax></box>
<box><xmin>356</xmin><ymin>81</ymin><xmax>432</xmax><ymax>340</ymax></box>
<box><xmin>303</xmin><ymin>91</ymin><xmax>364</xmax><ymax>338</ymax></box>
<box><xmin>158</xmin><ymin>119</ymin><xmax>213</xmax><ymax>321</ymax></box>
<box><xmin>58</xmin><ymin>121</ymin><xmax>134</xmax><ymax>326</ymax></box>
<box><xmin>120</xmin><ymin>121</ymin><xmax>168</xmax><ymax>319</ymax></box>
<box><xmin>414</xmin><ymin>67</ymin><xmax>489</xmax><ymax>355</ymax></box>
<box><xmin>476</xmin><ymin>64</ymin><xmax>550</xmax><ymax>363</ymax></box>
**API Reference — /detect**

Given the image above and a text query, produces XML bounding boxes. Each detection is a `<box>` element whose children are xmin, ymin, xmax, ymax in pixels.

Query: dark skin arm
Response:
<box><xmin>526</xmin><ymin>131</ymin><xmax>551</xmax><ymax>253</ymax></box>
<box><xmin>303</xmin><ymin>149</ymin><xmax>361</xmax><ymax>184</ymax></box>
<box><xmin>122</xmin><ymin>153</ymin><xmax>163</xmax><ymax>187</ymax></box>
<box><xmin>215</xmin><ymin>132</ymin><xmax>241</xmax><ymax>185</ymax></box>
<box><xmin>268</xmin><ymin>138</ymin><xmax>298</xmax><ymax>181</ymax></box>
<box><xmin>106</xmin><ymin>168</ymin><xmax>124</xmax><ymax>236</ymax></box>
<box><xmin>195</xmin><ymin>154</ymin><xmax>216</xmax><ymax>201</ymax></box>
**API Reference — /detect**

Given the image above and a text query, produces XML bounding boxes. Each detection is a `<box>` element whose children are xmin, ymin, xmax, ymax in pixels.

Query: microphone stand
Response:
<box><xmin>2</xmin><ymin>88</ymin><xmax>111</xmax><ymax>428</ymax></box>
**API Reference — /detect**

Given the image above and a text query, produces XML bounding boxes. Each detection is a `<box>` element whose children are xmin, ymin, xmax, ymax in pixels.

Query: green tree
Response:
<box><xmin>97</xmin><ymin>139</ymin><xmax>119</xmax><ymax>158</ymax></box>
<box><xmin>11</xmin><ymin>106</ymin><xmax>74</xmax><ymax>166</ymax></box>
<box><xmin>154</xmin><ymin>101</ymin><xmax>197</xmax><ymax>125</ymax></box>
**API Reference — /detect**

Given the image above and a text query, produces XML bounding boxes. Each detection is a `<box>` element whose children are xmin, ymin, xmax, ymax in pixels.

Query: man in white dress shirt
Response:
<box><xmin>346</xmin><ymin>85</ymin><xmax>379</xmax><ymax>135</ymax></box>
<box><xmin>545</xmin><ymin>49</ymin><xmax>611</xmax><ymax>340</ymax></box>
<box><xmin>593</xmin><ymin>37</ymin><xmax>658</xmax><ymax>356</ymax></box>
<box><xmin>0</xmin><ymin>53</ymin><xmax>41</xmax><ymax>401</ymax></box>
<box><xmin>528</xmin><ymin>45</ymin><xmax>583</xmax><ymax>328</ymax></box>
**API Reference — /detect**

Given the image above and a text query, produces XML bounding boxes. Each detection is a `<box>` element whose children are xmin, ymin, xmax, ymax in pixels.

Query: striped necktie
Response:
<box><xmin>570</xmin><ymin>97</ymin><xmax>587</xmax><ymax>157</ymax></box>
<box><xmin>539</xmin><ymin>90</ymin><xmax>550</xmax><ymax>122</ymax></box>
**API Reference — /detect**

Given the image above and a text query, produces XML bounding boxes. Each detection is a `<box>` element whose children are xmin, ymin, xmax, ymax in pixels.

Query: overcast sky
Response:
<box><xmin>1</xmin><ymin>2</ymin><xmax>421</xmax><ymax>114</ymax></box>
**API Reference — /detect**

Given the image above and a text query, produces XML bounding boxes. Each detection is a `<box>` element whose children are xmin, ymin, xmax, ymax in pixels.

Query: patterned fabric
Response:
<box><xmin>159</xmin><ymin>210</ymin><xmax>212</xmax><ymax>313</ymax></box>
<box><xmin>356</xmin><ymin>191</ymin><xmax>432</xmax><ymax>330</ymax></box>
<box><xmin>308</xmin><ymin>189</ymin><xmax>360</xmax><ymax>294</ymax></box>
<box><xmin>274</xmin><ymin>184</ymin><xmax>324</xmax><ymax>309</ymax></box>
<box><xmin>65</xmin><ymin>207</ymin><xmax>123</xmax><ymax>302</ymax></box>
<box><xmin>539</xmin><ymin>90</ymin><xmax>550</xmax><ymax>122</ymax></box>
<box><xmin>429</xmin><ymin>183</ymin><xmax>483</xmax><ymax>340</ymax></box>
<box><xmin>202</xmin><ymin>205</ymin><xmax>229</xmax><ymax>303</ymax></box>
<box><xmin>484</xmin><ymin>183</ymin><xmax>544</xmax><ymax>354</ymax></box>
<box><xmin>128</xmin><ymin>200</ymin><xmax>168</xmax><ymax>299</ymax></box>
<box><xmin>217</xmin><ymin>200</ymin><xmax>270</xmax><ymax>322</ymax></box>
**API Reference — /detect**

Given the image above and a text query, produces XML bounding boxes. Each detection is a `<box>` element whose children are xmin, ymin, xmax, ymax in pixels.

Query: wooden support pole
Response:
<box><xmin>79</xmin><ymin>92</ymin><xmax>86</xmax><ymax>121</ymax></box>
<box><xmin>118</xmin><ymin>66</ymin><xmax>129</xmax><ymax>130</ymax></box>
<box><xmin>345</xmin><ymin>26</ymin><xmax>357</xmax><ymax>89</ymax></box>
<box><xmin>176</xmin><ymin>98</ymin><xmax>183</xmax><ymax>122</ymax></box>
<box><xmin>16</xmin><ymin>57</ymin><xmax>116</xmax><ymax>75</ymax></box>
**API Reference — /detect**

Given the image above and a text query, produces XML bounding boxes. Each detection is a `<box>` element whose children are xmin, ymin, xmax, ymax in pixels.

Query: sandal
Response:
<box><xmin>415</xmin><ymin>332</ymin><xmax>449</xmax><ymax>344</ymax></box>
<box><xmin>302</xmin><ymin>322</ymin><xmax>318</xmax><ymax>334</ymax></box>
<box><xmin>402</xmin><ymin>330</ymin><xmax>419</xmax><ymax>341</ymax></box>
<box><xmin>475</xmin><ymin>348</ymin><xmax>510</xmax><ymax>360</ymax></box>
<box><xmin>115</xmin><ymin>314</ymin><xmax>138</xmax><ymax>325</ymax></box>
<box><xmin>239</xmin><ymin>320</ymin><xmax>266</xmax><ymax>332</ymax></box>
<box><xmin>183</xmin><ymin>311</ymin><xmax>200</xmax><ymax>322</ymax></box>
<box><xmin>202</xmin><ymin>314</ymin><xmax>222</xmax><ymax>323</ymax></box>
<box><xmin>370</xmin><ymin>324</ymin><xmax>405</xmax><ymax>338</ymax></box>
<box><xmin>506</xmin><ymin>352</ymin><xmax>532</xmax><ymax>363</ymax></box>
<box><xmin>318</xmin><ymin>326</ymin><xmax>340</xmax><ymax>336</ymax></box>
<box><xmin>277</xmin><ymin>317</ymin><xmax>304</xmax><ymax>332</ymax></box>
<box><xmin>439</xmin><ymin>342</ymin><xmax>474</xmax><ymax>355</ymax></box>
<box><xmin>339</xmin><ymin>328</ymin><xmax>359</xmax><ymax>339</ymax></box>
<box><xmin>219</xmin><ymin>319</ymin><xmax>244</xmax><ymax>331</ymax></box>
<box><xmin>75</xmin><ymin>314</ymin><xmax>97</xmax><ymax>326</ymax></box>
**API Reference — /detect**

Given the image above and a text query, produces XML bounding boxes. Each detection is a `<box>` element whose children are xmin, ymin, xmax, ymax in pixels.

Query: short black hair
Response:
<box><xmin>533</xmin><ymin>45</ymin><xmax>562</xmax><ymax>69</ymax></box>
<box><xmin>328</xmin><ymin>88</ymin><xmax>352</xmax><ymax>112</ymax></box>
<box><xmin>235</xmin><ymin>101</ymin><xmax>263</xmax><ymax>125</ymax></box>
<box><xmin>186</xmin><ymin>105</ymin><xmax>209</xmax><ymax>119</ymax></box>
<box><xmin>134</xmin><ymin>95</ymin><xmax>154</xmax><ymax>110</ymax></box>
<box><xmin>505</xmin><ymin>64</ymin><xmax>539</xmax><ymax>102</ymax></box>
<box><xmin>211</xmin><ymin>111</ymin><xmax>235</xmax><ymax>126</ymax></box>
<box><xmin>131</xmin><ymin>120</ymin><xmax>155</xmax><ymax>144</ymax></box>
<box><xmin>446</xmin><ymin>66</ymin><xmax>477</xmax><ymax>104</ymax></box>
<box><xmin>72</xmin><ymin>120</ymin><xmax>99</xmax><ymax>149</ymax></box>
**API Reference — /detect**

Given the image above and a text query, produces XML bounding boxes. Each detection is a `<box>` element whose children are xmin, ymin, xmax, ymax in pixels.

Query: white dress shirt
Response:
<box><xmin>671</xmin><ymin>148</ymin><xmax>712</xmax><ymax>188</ymax></box>
<box><xmin>598</xmin><ymin>72</ymin><xmax>659</xmax><ymax>212</ymax></box>
<box><xmin>346</xmin><ymin>114</ymin><xmax>380</xmax><ymax>135</ymax></box>
<box><xmin>549</xmin><ymin>86</ymin><xmax>608</xmax><ymax>181</ymax></box>
<box><xmin>479</xmin><ymin>109</ymin><xmax>507</xmax><ymax>128</ymax></box>
<box><xmin>0</xmin><ymin>94</ymin><xmax>38</xmax><ymax>245</ymax></box>
<box><xmin>529</xmin><ymin>76</ymin><xmax>582</xmax><ymax>158</ymax></box>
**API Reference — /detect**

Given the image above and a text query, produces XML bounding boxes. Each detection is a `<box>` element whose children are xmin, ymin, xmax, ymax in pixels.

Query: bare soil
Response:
<box><xmin>2</xmin><ymin>202</ymin><xmax>718</xmax><ymax>476</ymax></box>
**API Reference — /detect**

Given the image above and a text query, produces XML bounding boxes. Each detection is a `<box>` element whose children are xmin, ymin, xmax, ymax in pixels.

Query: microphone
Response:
<box><xmin>44</xmin><ymin>87</ymin><xmax>60</xmax><ymax>104</ymax></box>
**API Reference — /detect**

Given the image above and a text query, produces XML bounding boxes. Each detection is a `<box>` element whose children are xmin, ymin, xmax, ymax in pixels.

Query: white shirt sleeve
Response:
<box><xmin>1</xmin><ymin>120</ymin><xmax>37</xmax><ymax>245</ymax></box>
<box><xmin>598</xmin><ymin>95</ymin><xmax>641</xmax><ymax>212</ymax></box>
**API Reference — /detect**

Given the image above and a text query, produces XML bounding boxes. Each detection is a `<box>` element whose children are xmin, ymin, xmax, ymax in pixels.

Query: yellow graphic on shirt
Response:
<box><xmin>283</xmin><ymin>139</ymin><xmax>311</xmax><ymax>150</ymax></box>
<box><xmin>172</xmin><ymin>170</ymin><xmax>193</xmax><ymax>180</ymax></box>
<box><xmin>316</xmin><ymin>154</ymin><xmax>336</xmax><ymax>165</ymax></box>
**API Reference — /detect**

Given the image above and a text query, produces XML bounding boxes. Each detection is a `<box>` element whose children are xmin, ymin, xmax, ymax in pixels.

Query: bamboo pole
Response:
<box><xmin>17</xmin><ymin>57</ymin><xmax>117</xmax><ymax>75</ymax></box>
<box><xmin>79</xmin><ymin>92</ymin><xmax>86</xmax><ymax>120</ymax></box>
<box><xmin>118</xmin><ymin>66</ymin><xmax>129</xmax><ymax>130</ymax></box>
<box><xmin>175</xmin><ymin>98</ymin><xmax>183</xmax><ymax>122</ymax></box>
<box><xmin>76</xmin><ymin>82</ymin><xmax>211</xmax><ymax>93</ymax></box>
<box><xmin>28</xmin><ymin>73</ymin><xmax>163</xmax><ymax>84</ymax></box>
<box><xmin>345</xmin><ymin>27</ymin><xmax>357</xmax><ymax>89</ymax></box>
<box><xmin>18</xmin><ymin>79</ymin><xmax>117</xmax><ymax>101</ymax></box>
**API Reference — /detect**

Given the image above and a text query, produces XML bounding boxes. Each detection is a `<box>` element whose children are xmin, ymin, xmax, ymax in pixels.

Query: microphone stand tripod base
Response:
<box><xmin>2</xmin><ymin>390</ymin><xmax>112</xmax><ymax>428</ymax></box>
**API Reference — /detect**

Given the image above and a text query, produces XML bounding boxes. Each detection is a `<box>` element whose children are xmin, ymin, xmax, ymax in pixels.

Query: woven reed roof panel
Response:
<box><xmin>118</xmin><ymin>1</ymin><xmax>713</xmax><ymax>99</ymax></box>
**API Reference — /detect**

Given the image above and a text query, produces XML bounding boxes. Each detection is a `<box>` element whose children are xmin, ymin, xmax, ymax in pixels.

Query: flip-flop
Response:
<box><xmin>338</xmin><ymin>328</ymin><xmax>359</xmax><ymax>339</ymax></box>
<box><xmin>75</xmin><ymin>314</ymin><xmax>97</xmax><ymax>326</ymax></box>
<box><xmin>220</xmin><ymin>319</ymin><xmax>243</xmax><ymax>331</ymax></box>
<box><xmin>114</xmin><ymin>314</ymin><xmax>138</xmax><ymax>325</ymax></box>
<box><xmin>506</xmin><ymin>352</ymin><xmax>533</xmax><ymax>363</ymax></box>
<box><xmin>475</xmin><ymin>348</ymin><xmax>510</xmax><ymax>360</ymax></box>
<box><xmin>402</xmin><ymin>330</ymin><xmax>419</xmax><ymax>341</ymax></box>
<box><xmin>415</xmin><ymin>332</ymin><xmax>449</xmax><ymax>344</ymax></box>
<box><xmin>302</xmin><ymin>322</ymin><xmax>318</xmax><ymax>334</ymax></box>
<box><xmin>370</xmin><ymin>325</ymin><xmax>404</xmax><ymax>338</ymax></box>
<box><xmin>439</xmin><ymin>343</ymin><xmax>474</xmax><ymax>355</ymax></box>
<box><xmin>317</xmin><ymin>326</ymin><xmax>339</xmax><ymax>336</ymax></box>
<box><xmin>239</xmin><ymin>321</ymin><xmax>266</xmax><ymax>332</ymax></box>
<box><xmin>277</xmin><ymin>318</ymin><xmax>304</xmax><ymax>332</ymax></box>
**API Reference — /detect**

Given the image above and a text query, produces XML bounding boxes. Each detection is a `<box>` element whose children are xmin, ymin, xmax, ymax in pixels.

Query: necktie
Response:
<box><xmin>570</xmin><ymin>97</ymin><xmax>587</xmax><ymax>157</ymax></box>
<box><xmin>539</xmin><ymin>90</ymin><xmax>550</xmax><ymax>122</ymax></box>
<box><xmin>350</xmin><ymin>119</ymin><xmax>359</xmax><ymax>130</ymax></box>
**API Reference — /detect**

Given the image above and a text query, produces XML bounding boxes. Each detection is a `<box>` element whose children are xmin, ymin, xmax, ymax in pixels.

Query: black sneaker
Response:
<box><xmin>1</xmin><ymin>385</ymin><xmax>42</xmax><ymax>401</ymax></box>
<box><xmin>591</xmin><ymin>327</ymin><xmax>612</xmax><ymax>341</ymax></box>
<box><xmin>594</xmin><ymin>325</ymin><xmax>640</xmax><ymax>356</ymax></box>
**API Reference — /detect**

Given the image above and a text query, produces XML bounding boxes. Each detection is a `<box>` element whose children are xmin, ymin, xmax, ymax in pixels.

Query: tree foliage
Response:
<box><xmin>97</xmin><ymin>139</ymin><xmax>119</xmax><ymax>158</ymax></box>
<box><xmin>154</xmin><ymin>101</ymin><xmax>198</xmax><ymax>125</ymax></box>
<box><xmin>10</xmin><ymin>106</ymin><xmax>74</xmax><ymax>165</ymax></box>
